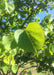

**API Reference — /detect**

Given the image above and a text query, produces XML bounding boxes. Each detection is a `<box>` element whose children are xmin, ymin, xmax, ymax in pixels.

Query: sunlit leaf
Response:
<box><xmin>2</xmin><ymin>36</ymin><xmax>11</xmax><ymax>50</ymax></box>
<box><xmin>5</xmin><ymin>2</ymin><xmax>15</xmax><ymax>14</ymax></box>
<box><xmin>25</xmin><ymin>22</ymin><xmax>45</xmax><ymax>51</ymax></box>
<box><xmin>14</xmin><ymin>22</ymin><xmax>45</xmax><ymax>52</ymax></box>
<box><xmin>12</xmin><ymin>64</ymin><xmax>18</xmax><ymax>73</ymax></box>
<box><xmin>2</xmin><ymin>65</ymin><xmax>10</xmax><ymax>74</ymax></box>
<box><xmin>3</xmin><ymin>55</ymin><xmax>11</xmax><ymax>64</ymax></box>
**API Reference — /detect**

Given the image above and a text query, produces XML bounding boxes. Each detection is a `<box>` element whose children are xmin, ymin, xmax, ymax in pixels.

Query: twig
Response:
<box><xmin>20</xmin><ymin>1</ymin><xmax>35</xmax><ymax>29</ymax></box>
<box><xmin>19</xmin><ymin>65</ymin><xmax>37</xmax><ymax>75</ymax></box>
<box><xmin>20</xmin><ymin>13</ymin><xmax>33</xmax><ymax>29</ymax></box>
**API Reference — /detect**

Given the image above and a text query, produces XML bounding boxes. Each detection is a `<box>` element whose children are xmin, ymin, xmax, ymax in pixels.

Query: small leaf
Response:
<box><xmin>11</xmin><ymin>56</ymin><xmax>15</xmax><ymax>65</ymax></box>
<box><xmin>3</xmin><ymin>55</ymin><xmax>11</xmax><ymax>64</ymax></box>
<box><xmin>5</xmin><ymin>2</ymin><xmax>15</xmax><ymax>14</ymax></box>
<box><xmin>2</xmin><ymin>36</ymin><xmax>11</xmax><ymax>50</ymax></box>
<box><xmin>52</xmin><ymin>44</ymin><xmax>54</xmax><ymax>53</ymax></box>
<box><xmin>12</xmin><ymin>64</ymin><xmax>18</xmax><ymax>74</ymax></box>
<box><xmin>49</xmin><ymin>50</ymin><xmax>53</xmax><ymax>55</ymax></box>
<box><xmin>2</xmin><ymin>65</ymin><xmax>10</xmax><ymax>74</ymax></box>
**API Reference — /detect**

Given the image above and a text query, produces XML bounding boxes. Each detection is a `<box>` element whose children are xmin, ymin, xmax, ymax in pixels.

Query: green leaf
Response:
<box><xmin>2</xmin><ymin>36</ymin><xmax>11</xmax><ymax>50</ymax></box>
<box><xmin>3</xmin><ymin>55</ymin><xmax>11</xmax><ymax>64</ymax></box>
<box><xmin>11</xmin><ymin>38</ymin><xmax>18</xmax><ymax>49</ymax></box>
<box><xmin>0</xmin><ymin>61</ymin><xmax>5</xmax><ymax>69</ymax></box>
<box><xmin>11</xmin><ymin>56</ymin><xmax>15</xmax><ymax>65</ymax></box>
<box><xmin>14</xmin><ymin>29</ymin><xmax>24</xmax><ymax>43</ymax></box>
<box><xmin>2</xmin><ymin>65</ymin><xmax>10</xmax><ymax>74</ymax></box>
<box><xmin>5</xmin><ymin>2</ymin><xmax>15</xmax><ymax>14</ymax></box>
<box><xmin>0</xmin><ymin>42</ymin><xmax>5</xmax><ymax>58</ymax></box>
<box><xmin>0</xmin><ymin>0</ymin><xmax>5</xmax><ymax>15</ymax></box>
<box><xmin>52</xmin><ymin>44</ymin><xmax>54</xmax><ymax>53</ymax></box>
<box><xmin>14</xmin><ymin>29</ymin><xmax>34</xmax><ymax>52</ymax></box>
<box><xmin>14</xmin><ymin>22</ymin><xmax>45</xmax><ymax>52</ymax></box>
<box><xmin>9</xmin><ymin>48</ymin><xmax>17</xmax><ymax>56</ymax></box>
<box><xmin>12</xmin><ymin>64</ymin><xmax>18</xmax><ymax>74</ymax></box>
<box><xmin>0</xmin><ymin>9</ymin><xmax>2</xmax><ymax>15</ymax></box>
<box><xmin>25</xmin><ymin>22</ymin><xmax>45</xmax><ymax>51</ymax></box>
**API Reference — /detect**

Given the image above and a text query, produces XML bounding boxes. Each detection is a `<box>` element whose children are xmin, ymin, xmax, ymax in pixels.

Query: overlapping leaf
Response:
<box><xmin>14</xmin><ymin>29</ymin><xmax>34</xmax><ymax>52</ymax></box>
<box><xmin>14</xmin><ymin>22</ymin><xmax>45</xmax><ymax>52</ymax></box>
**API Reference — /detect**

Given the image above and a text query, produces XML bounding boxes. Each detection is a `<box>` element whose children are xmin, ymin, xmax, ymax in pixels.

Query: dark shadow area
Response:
<box><xmin>18</xmin><ymin>31</ymin><xmax>34</xmax><ymax>52</ymax></box>
<box><xmin>11</xmin><ymin>38</ymin><xmax>18</xmax><ymax>49</ymax></box>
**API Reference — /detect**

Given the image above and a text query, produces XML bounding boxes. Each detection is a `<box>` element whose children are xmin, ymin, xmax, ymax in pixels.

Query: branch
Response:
<box><xmin>20</xmin><ymin>1</ymin><xmax>35</xmax><ymax>29</ymax></box>
<box><xmin>19</xmin><ymin>65</ymin><xmax>37</xmax><ymax>75</ymax></box>
<box><xmin>20</xmin><ymin>13</ymin><xmax>33</xmax><ymax>29</ymax></box>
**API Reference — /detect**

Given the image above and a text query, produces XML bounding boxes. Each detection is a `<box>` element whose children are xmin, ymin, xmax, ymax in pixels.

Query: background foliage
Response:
<box><xmin>0</xmin><ymin>0</ymin><xmax>54</xmax><ymax>75</ymax></box>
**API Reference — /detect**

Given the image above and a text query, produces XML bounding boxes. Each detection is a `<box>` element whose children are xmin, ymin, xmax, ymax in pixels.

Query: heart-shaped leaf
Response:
<box><xmin>14</xmin><ymin>22</ymin><xmax>45</xmax><ymax>52</ymax></box>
